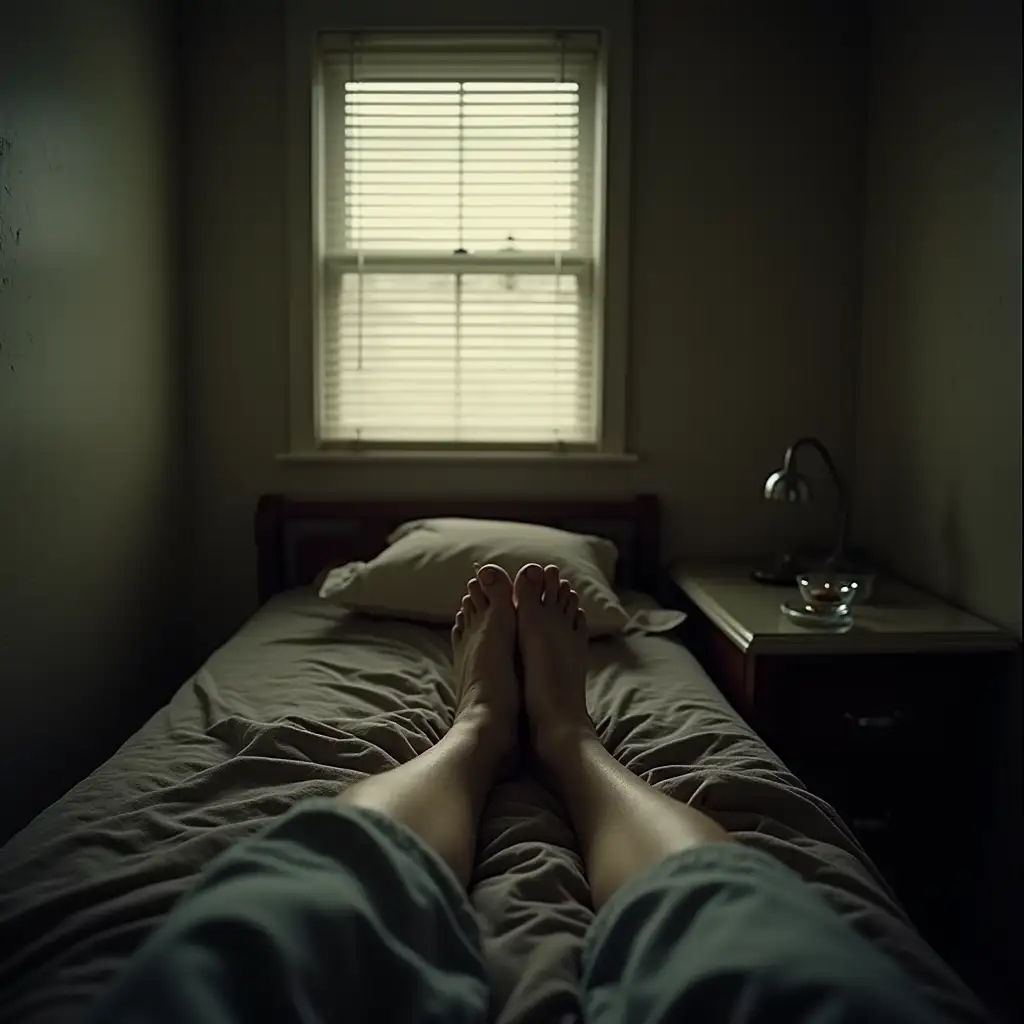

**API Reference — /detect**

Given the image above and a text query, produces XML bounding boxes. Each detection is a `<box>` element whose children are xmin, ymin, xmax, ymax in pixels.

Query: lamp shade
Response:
<box><xmin>763</xmin><ymin>468</ymin><xmax>812</xmax><ymax>502</ymax></box>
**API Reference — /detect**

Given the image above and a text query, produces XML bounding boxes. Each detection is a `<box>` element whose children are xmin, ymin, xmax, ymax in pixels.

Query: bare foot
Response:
<box><xmin>513</xmin><ymin>563</ymin><xmax>593</xmax><ymax>761</ymax></box>
<box><xmin>451</xmin><ymin>564</ymin><xmax>519</xmax><ymax>761</ymax></box>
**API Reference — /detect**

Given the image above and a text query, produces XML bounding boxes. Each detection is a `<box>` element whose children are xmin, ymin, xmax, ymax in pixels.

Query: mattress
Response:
<box><xmin>0</xmin><ymin>588</ymin><xmax>987</xmax><ymax>1023</ymax></box>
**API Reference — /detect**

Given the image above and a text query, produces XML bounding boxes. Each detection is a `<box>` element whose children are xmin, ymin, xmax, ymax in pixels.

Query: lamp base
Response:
<box><xmin>752</xmin><ymin>547</ymin><xmax>875</xmax><ymax>586</ymax></box>
<box><xmin>753</xmin><ymin>557</ymin><xmax>798</xmax><ymax>589</ymax></box>
<box><xmin>751</xmin><ymin>564</ymin><xmax>798</xmax><ymax>586</ymax></box>
<box><xmin>751</xmin><ymin>550</ymin><xmax>819</xmax><ymax>587</ymax></box>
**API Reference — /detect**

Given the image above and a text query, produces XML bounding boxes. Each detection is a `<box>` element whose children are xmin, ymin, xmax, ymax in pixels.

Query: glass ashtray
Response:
<box><xmin>796</xmin><ymin>573</ymin><xmax>864</xmax><ymax>617</ymax></box>
<box><xmin>781</xmin><ymin>598</ymin><xmax>853</xmax><ymax>631</ymax></box>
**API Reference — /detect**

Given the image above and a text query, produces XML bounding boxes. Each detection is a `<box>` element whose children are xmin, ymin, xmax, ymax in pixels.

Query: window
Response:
<box><xmin>312</xmin><ymin>33</ymin><xmax>605</xmax><ymax>448</ymax></box>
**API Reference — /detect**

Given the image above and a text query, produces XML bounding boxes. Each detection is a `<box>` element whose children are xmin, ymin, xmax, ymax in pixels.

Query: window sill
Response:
<box><xmin>277</xmin><ymin>449</ymin><xmax>639</xmax><ymax>466</ymax></box>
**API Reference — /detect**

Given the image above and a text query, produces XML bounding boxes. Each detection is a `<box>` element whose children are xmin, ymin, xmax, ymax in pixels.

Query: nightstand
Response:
<box><xmin>668</xmin><ymin>563</ymin><xmax>1017</xmax><ymax>954</ymax></box>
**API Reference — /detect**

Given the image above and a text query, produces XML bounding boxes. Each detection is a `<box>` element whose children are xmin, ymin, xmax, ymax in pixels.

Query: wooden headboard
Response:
<box><xmin>255</xmin><ymin>494</ymin><xmax>661</xmax><ymax>603</ymax></box>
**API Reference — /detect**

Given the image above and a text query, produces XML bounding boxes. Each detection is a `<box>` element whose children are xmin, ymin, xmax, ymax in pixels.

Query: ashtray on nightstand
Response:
<box><xmin>780</xmin><ymin>599</ymin><xmax>853</xmax><ymax>631</ymax></box>
<box><xmin>781</xmin><ymin>573</ymin><xmax>865</xmax><ymax>631</ymax></box>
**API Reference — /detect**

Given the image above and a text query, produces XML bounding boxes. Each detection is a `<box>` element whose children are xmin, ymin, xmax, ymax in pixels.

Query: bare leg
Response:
<box><xmin>341</xmin><ymin>565</ymin><xmax>519</xmax><ymax>887</ymax></box>
<box><xmin>514</xmin><ymin>563</ymin><xmax>731</xmax><ymax>910</ymax></box>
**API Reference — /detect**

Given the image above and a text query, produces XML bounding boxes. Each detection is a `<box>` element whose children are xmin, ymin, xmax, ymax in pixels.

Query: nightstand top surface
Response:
<box><xmin>670</xmin><ymin>563</ymin><xmax>1016</xmax><ymax>656</ymax></box>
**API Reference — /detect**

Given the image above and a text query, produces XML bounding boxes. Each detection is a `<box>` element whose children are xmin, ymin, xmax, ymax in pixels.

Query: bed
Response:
<box><xmin>0</xmin><ymin>495</ymin><xmax>988</xmax><ymax>1023</ymax></box>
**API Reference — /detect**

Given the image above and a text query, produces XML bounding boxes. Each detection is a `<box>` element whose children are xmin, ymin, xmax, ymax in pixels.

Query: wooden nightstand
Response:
<box><xmin>668</xmin><ymin>563</ymin><xmax>1017</xmax><ymax>954</ymax></box>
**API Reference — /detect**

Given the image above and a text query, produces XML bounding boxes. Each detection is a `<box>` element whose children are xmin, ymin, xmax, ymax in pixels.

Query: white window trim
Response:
<box><xmin>284</xmin><ymin>0</ymin><xmax>633</xmax><ymax>458</ymax></box>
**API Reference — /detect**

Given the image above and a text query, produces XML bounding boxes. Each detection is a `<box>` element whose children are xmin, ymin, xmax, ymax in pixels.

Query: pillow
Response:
<box><xmin>318</xmin><ymin>517</ymin><xmax>630</xmax><ymax>636</ymax></box>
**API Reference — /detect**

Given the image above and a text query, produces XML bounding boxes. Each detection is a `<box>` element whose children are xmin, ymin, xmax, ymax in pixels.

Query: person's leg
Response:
<box><xmin>513</xmin><ymin>563</ymin><xmax>729</xmax><ymax>910</ymax></box>
<box><xmin>341</xmin><ymin>563</ymin><xmax>520</xmax><ymax>886</ymax></box>
<box><xmin>515</xmin><ymin>563</ymin><xmax>943</xmax><ymax>1024</ymax></box>
<box><xmin>90</xmin><ymin>803</ymin><xmax>491</xmax><ymax>1024</ymax></box>
<box><xmin>90</xmin><ymin>566</ymin><xmax>520</xmax><ymax>1024</ymax></box>
<box><xmin>581</xmin><ymin>841</ymin><xmax>943</xmax><ymax>1024</ymax></box>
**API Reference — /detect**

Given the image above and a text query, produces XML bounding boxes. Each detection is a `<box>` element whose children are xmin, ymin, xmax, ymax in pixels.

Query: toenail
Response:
<box><xmin>526</xmin><ymin>565</ymin><xmax>542</xmax><ymax>581</ymax></box>
<box><xmin>479</xmin><ymin>566</ymin><xmax>496</xmax><ymax>583</ymax></box>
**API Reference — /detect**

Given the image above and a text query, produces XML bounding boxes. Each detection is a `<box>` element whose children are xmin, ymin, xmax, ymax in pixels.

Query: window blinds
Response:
<box><xmin>316</xmin><ymin>33</ymin><xmax>600</xmax><ymax>445</ymax></box>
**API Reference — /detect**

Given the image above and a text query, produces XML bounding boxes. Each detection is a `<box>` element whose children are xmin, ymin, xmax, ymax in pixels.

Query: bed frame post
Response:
<box><xmin>255</xmin><ymin>494</ymin><xmax>286</xmax><ymax>604</ymax></box>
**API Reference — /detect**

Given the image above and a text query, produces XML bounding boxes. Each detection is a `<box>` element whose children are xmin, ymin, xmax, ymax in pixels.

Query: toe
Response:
<box><xmin>573</xmin><ymin>607</ymin><xmax>588</xmax><ymax>635</ymax></box>
<box><xmin>565</xmin><ymin>589</ymin><xmax>580</xmax><ymax>619</ymax></box>
<box><xmin>452</xmin><ymin>609</ymin><xmax>465</xmax><ymax>640</ymax></box>
<box><xmin>513</xmin><ymin>563</ymin><xmax>544</xmax><ymax>607</ymax></box>
<box><xmin>460</xmin><ymin>595</ymin><xmax>475</xmax><ymax>624</ymax></box>
<box><xmin>467</xmin><ymin>578</ymin><xmax>487</xmax><ymax>611</ymax></box>
<box><xmin>542</xmin><ymin>565</ymin><xmax>560</xmax><ymax>605</ymax></box>
<box><xmin>557</xmin><ymin>579</ymin><xmax>572</xmax><ymax>611</ymax></box>
<box><xmin>477</xmin><ymin>564</ymin><xmax>513</xmax><ymax>606</ymax></box>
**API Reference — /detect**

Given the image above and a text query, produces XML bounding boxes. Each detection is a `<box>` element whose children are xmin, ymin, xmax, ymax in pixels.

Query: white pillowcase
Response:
<box><xmin>318</xmin><ymin>517</ymin><xmax>630</xmax><ymax>636</ymax></box>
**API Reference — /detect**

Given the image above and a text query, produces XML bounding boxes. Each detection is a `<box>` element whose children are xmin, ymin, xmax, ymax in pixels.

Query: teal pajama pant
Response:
<box><xmin>89</xmin><ymin>800</ymin><xmax>940</xmax><ymax>1023</ymax></box>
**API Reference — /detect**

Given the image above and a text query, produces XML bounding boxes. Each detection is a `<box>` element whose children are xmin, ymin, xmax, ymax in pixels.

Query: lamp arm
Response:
<box><xmin>784</xmin><ymin>437</ymin><xmax>849</xmax><ymax>561</ymax></box>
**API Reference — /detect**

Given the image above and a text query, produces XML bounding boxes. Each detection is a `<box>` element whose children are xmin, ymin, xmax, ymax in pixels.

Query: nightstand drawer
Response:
<box><xmin>756</xmin><ymin>654</ymin><xmax>973</xmax><ymax>756</ymax></box>
<box><xmin>791</xmin><ymin>753</ymin><xmax>977</xmax><ymax>912</ymax></box>
<box><xmin>773</xmin><ymin>689</ymin><xmax>945</xmax><ymax>754</ymax></box>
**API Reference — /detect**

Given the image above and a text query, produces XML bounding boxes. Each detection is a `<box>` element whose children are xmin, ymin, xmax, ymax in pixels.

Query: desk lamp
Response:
<box><xmin>753</xmin><ymin>436</ymin><xmax>849</xmax><ymax>586</ymax></box>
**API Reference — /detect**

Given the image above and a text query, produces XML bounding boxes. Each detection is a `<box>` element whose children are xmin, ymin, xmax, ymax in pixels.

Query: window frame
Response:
<box><xmin>285</xmin><ymin>1</ymin><xmax>633</xmax><ymax>458</ymax></box>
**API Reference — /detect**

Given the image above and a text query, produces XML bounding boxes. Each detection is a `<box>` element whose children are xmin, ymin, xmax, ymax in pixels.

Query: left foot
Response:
<box><xmin>451</xmin><ymin>565</ymin><xmax>519</xmax><ymax>761</ymax></box>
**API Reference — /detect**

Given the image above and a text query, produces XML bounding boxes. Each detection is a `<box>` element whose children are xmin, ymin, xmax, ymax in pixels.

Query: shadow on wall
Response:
<box><xmin>940</xmin><ymin>487</ymin><xmax>968</xmax><ymax>611</ymax></box>
<box><xmin>0</xmin><ymin>0</ymin><xmax>187</xmax><ymax>840</ymax></box>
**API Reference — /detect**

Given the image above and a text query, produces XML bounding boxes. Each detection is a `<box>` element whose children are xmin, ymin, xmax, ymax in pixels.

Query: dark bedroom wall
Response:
<box><xmin>182</xmin><ymin>0</ymin><xmax>868</xmax><ymax>656</ymax></box>
<box><xmin>855</xmin><ymin>0</ymin><xmax>1022</xmax><ymax>637</ymax></box>
<box><xmin>0</xmin><ymin>0</ymin><xmax>186</xmax><ymax>840</ymax></box>
<box><xmin>854</xmin><ymin>0</ymin><xmax>1021</xmax><ymax>1013</ymax></box>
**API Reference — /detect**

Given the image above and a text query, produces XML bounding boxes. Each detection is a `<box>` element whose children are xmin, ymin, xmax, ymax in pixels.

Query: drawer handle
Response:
<box><xmin>843</xmin><ymin>712</ymin><xmax>901</xmax><ymax>730</ymax></box>
<box><xmin>852</xmin><ymin>816</ymin><xmax>890</xmax><ymax>833</ymax></box>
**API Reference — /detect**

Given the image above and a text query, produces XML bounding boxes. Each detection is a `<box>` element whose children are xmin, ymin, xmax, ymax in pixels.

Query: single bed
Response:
<box><xmin>0</xmin><ymin>495</ymin><xmax>988</xmax><ymax>1023</ymax></box>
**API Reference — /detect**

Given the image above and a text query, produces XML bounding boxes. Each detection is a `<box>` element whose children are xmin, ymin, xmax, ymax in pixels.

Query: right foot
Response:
<box><xmin>513</xmin><ymin>564</ymin><xmax>594</xmax><ymax>759</ymax></box>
